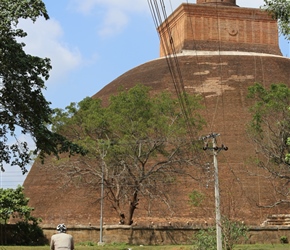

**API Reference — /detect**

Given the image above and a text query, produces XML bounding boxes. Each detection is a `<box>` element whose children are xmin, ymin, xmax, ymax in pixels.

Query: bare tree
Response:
<box><xmin>51</xmin><ymin>84</ymin><xmax>205</xmax><ymax>224</ymax></box>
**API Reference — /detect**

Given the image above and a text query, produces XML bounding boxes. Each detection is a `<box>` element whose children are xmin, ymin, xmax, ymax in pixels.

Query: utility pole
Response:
<box><xmin>202</xmin><ymin>133</ymin><xmax>228</xmax><ymax>250</ymax></box>
<box><xmin>98</xmin><ymin>142</ymin><xmax>105</xmax><ymax>246</ymax></box>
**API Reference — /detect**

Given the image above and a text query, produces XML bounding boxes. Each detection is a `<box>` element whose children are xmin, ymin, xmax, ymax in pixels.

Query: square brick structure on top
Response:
<box><xmin>158</xmin><ymin>3</ymin><xmax>280</xmax><ymax>57</ymax></box>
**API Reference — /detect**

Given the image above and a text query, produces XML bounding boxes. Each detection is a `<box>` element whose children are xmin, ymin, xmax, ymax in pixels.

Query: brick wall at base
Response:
<box><xmin>43</xmin><ymin>225</ymin><xmax>290</xmax><ymax>245</ymax></box>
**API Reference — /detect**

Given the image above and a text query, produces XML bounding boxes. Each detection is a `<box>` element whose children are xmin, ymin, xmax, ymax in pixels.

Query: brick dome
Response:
<box><xmin>23</xmin><ymin>2</ymin><xmax>290</xmax><ymax>227</ymax></box>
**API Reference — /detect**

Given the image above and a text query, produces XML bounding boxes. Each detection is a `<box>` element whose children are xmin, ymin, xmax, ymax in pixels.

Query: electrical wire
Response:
<box><xmin>147</xmin><ymin>0</ymin><xmax>198</xmax><ymax>141</ymax></box>
<box><xmin>185</xmin><ymin>0</ymin><xmax>211</xmax><ymax>131</ymax></box>
<box><xmin>214</xmin><ymin>3</ymin><xmax>226</xmax><ymax>142</ymax></box>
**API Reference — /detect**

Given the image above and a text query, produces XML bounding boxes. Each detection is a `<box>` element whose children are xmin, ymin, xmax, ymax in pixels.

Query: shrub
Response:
<box><xmin>193</xmin><ymin>217</ymin><xmax>248</xmax><ymax>250</ymax></box>
<box><xmin>280</xmin><ymin>235</ymin><xmax>288</xmax><ymax>244</ymax></box>
<box><xmin>194</xmin><ymin>227</ymin><xmax>216</xmax><ymax>250</ymax></box>
<box><xmin>222</xmin><ymin>217</ymin><xmax>248</xmax><ymax>250</ymax></box>
<box><xmin>11</xmin><ymin>221</ymin><xmax>47</xmax><ymax>245</ymax></box>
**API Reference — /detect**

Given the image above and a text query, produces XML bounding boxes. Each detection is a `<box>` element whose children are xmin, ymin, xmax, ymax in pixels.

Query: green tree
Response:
<box><xmin>263</xmin><ymin>0</ymin><xmax>290</xmax><ymax>39</ymax></box>
<box><xmin>0</xmin><ymin>186</ymin><xmax>44</xmax><ymax>245</ymax></box>
<box><xmin>51</xmin><ymin>84</ymin><xmax>205</xmax><ymax>225</ymax></box>
<box><xmin>0</xmin><ymin>0</ymin><xmax>86</xmax><ymax>174</ymax></box>
<box><xmin>247</xmin><ymin>83</ymin><xmax>290</xmax><ymax>206</ymax></box>
<box><xmin>0</xmin><ymin>186</ymin><xmax>36</xmax><ymax>224</ymax></box>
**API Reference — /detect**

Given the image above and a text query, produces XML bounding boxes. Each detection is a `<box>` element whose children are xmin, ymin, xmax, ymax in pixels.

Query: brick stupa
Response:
<box><xmin>24</xmin><ymin>0</ymin><xmax>290</xmax><ymax>228</ymax></box>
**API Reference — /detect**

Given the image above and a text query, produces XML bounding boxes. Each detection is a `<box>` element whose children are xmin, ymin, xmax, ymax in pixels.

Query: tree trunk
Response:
<box><xmin>111</xmin><ymin>201</ymin><xmax>126</xmax><ymax>225</ymax></box>
<box><xmin>119</xmin><ymin>213</ymin><xmax>125</xmax><ymax>225</ymax></box>
<box><xmin>106</xmin><ymin>187</ymin><xmax>125</xmax><ymax>224</ymax></box>
<box><xmin>126</xmin><ymin>190</ymin><xmax>139</xmax><ymax>225</ymax></box>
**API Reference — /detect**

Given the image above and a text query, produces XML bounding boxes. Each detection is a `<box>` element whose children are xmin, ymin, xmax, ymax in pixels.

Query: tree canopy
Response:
<box><xmin>51</xmin><ymin>84</ymin><xmax>205</xmax><ymax>224</ymax></box>
<box><xmin>0</xmin><ymin>185</ymin><xmax>35</xmax><ymax>224</ymax></box>
<box><xmin>247</xmin><ymin>83</ymin><xmax>290</xmax><ymax>206</ymax></box>
<box><xmin>263</xmin><ymin>0</ymin><xmax>290</xmax><ymax>39</ymax></box>
<box><xmin>0</xmin><ymin>0</ymin><xmax>86</xmax><ymax>174</ymax></box>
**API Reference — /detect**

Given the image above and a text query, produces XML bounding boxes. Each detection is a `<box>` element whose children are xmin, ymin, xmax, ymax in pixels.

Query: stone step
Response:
<box><xmin>261</xmin><ymin>214</ymin><xmax>290</xmax><ymax>226</ymax></box>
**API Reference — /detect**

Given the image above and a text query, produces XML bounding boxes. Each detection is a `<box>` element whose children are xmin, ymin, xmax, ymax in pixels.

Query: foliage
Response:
<box><xmin>280</xmin><ymin>235</ymin><xmax>288</xmax><ymax>244</ymax></box>
<box><xmin>286</xmin><ymin>134</ymin><xmax>290</xmax><ymax>163</ymax></box>
<box><xmin>51</xmin><ymin>84</ymin><xmax>205</xmax><ymax>225</ymax></box>
<box><xmin>0</xmin><ymin>186</ymin><xmax>44</xmax><ymax>245</ymax></box>
<box><xmin>9</xmin><ymin>221</ymin><xmax>47</xmax><ymax>245</ymax></box>
<box><xmin>0</xmin><ymin>186</ymin><xmax>37</xmax><ymax>224</ymax></box>
<box><xmin>188</xmin><ymin>190</ymin><xmax>204</xmax><ymax>207</ymax></box>
<box><xmin>194</xmin><ymin>227</ymin><xmax>216</xmax><ymax>250</ymax></box>
<box><xmin>222</xmin><ymin>217</ymin><xmax>248</xmax><ymax>250</ymax></box>
<box><xmin>78</xmin><ymin>241</ymin><xmax>97</xmax><ymax>246</ymax></box>
<box><xmin>247</xmin><ymin>83</ymin><xmax>290</xmax><ymax>190</ymax></box>
<box><xmin>194</xmin><ymin>217</ymin><xmax>248</xmax><ymax>250</ymax></box>
<box><xmin>0</xmin><ymin>0</ymin><xmax>86</xmax><ymax>173</ymax></box>
<box><xmin>263</xmin><ymin>0</ymin><xmax>290</xmax><ymax>39</ymax></box>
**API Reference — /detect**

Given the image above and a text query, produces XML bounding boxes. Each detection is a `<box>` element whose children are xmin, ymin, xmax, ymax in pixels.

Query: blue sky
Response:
<box><xmin>1</xmin><ymin>0</ymin><xmax>289</xmax><ymax>188</ymax></box>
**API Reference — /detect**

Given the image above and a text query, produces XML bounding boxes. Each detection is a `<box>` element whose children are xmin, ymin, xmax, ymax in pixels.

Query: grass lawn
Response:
<box><xmin>235</xmin><ymin>244</ymin><xmax>290</xmax><ymax>250</ymax></box>
<box><xmin>1</xmin><ymin>244</ymin><xmax>290</xmax><ymax>250</ymax></box>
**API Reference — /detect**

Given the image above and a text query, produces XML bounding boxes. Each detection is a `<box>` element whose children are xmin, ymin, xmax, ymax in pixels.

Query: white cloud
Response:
<box><xmin>71</xmin><ymin>0</ymin><xmax>149</xmax><ymax>14</ymax></box>
<box><xmin>71</xmin><ymin>0</ymin><xmax>265</xmax><ymax>13</ymax></box>
<box><xmin>70</xmin><ymin>0</ymin><xmax>265</xmax><ymax>39</ymax></box>
<box><xmin>70</xmin><ymin>0</ymin><xmax>149</xmax><ymax>38</ymax></box>
<box><xmin>98</xmin><ymin>9</ymin><xmax>129</xmax><ymax>37</ymax></box>
<box><xmin>14</xmin><ymin>1</ymin><xmax>268</xmax><ymax>84</ymax></box>
<box><xmin>17</xmin><ymin>18</ymin><xmax>82</xmax><ymax>85</ymax></box>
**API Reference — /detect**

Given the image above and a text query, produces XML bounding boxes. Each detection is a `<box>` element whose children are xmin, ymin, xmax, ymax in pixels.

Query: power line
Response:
<box><xmin>147</xmin><ymin>0</ymin><xmax>198</xmax><ymax>141</ymax></box>
<box><xmin>185</xmin><ymin>1</ymin><xmax>211</xmax><ymax>132</ymax></box>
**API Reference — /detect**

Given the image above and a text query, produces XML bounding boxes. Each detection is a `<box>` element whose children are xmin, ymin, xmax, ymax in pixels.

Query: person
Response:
<box><xmin>50</xmin><ymin>223</ymin><xmax>74</xmax><ymax>250</ymax></box>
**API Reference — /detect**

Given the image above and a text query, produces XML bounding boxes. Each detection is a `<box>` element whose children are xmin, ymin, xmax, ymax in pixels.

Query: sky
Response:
<box><xmin>1</xmin><ymin>0</ymin><xmax>289</xmax><ymax>189</ymax></box>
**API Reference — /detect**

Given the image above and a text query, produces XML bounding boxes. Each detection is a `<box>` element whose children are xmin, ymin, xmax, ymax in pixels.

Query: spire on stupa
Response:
<box><xmin>196</xmin><ymin>0</ymin><xmax>237</xmax><ymax>6</ymax></box>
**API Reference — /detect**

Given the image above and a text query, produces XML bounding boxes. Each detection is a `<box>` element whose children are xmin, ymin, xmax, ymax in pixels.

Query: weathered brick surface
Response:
<box><xmin>159</xmin><ymin>4</ymin><xmax>280</xmax><ymax>56</ymax></box>
<box><xmin>23</xmin><ymin>2</ymin><xmax>290</xmax><ymax>234</ymax></box>
<box><xmin>23</xmin><ymin>54</ymin><xmax>290</xmax><ymax>228</ymax></box>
